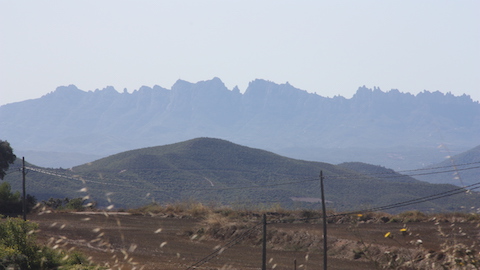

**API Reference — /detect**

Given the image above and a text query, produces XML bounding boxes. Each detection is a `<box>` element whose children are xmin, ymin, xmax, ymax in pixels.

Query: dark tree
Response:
<box><xmin>0</xmin><ymin>140</ymin><xmax>16</xmax><ymax>180</ymax></box>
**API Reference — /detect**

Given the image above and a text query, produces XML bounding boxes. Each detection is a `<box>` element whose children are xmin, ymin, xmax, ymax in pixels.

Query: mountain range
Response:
<box><xmin>3</xmin><ymin>138</ymin><xmax>478</xmax><ymax>213</ymax></box>
<box><xmin>0</xmin><ymin>78</ymin><xmax>479</xmax><ymax>170</ymax></box>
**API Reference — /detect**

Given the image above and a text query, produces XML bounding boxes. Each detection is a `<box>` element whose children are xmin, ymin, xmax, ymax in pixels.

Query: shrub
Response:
<box><xmin>64</xmin><ymin>198</ymin><xmax>86</xmax><ymax>211</ymax></box>
<box><xmin>186</xmin><ymin>202</ymin><xmax>211</xmax><ymax>218</ymax></box>
<box><xmin>0</xmin><ymin>217</ymin><xmax>40</xmax><ymax>269</ymax></box>
<box><xmin>0</xmin><ymin>218</ymin><xmax>99</xmax><ymax>269</ymax></box>
<box><xmin>395</xmin><ymin>210</ymin><xmax>428</xmax><ymax>222</ymax></box>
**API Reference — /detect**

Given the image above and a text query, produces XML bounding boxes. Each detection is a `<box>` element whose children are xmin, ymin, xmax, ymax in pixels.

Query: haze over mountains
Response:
<box><xmin>414</xmin><ymin>145</ymin><xmax>480</xmax><ymax>186</ymax></box>
<box><xmin>0</xmin><ymin>78</ymin><xmax>479</xmax><ymax>170</ymax></box>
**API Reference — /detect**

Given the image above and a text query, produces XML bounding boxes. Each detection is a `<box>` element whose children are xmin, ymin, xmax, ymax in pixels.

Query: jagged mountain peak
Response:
<box><xmin>48</xmin><ymin>84</ymin><xmax>83</xmax><ymax>96</ymax></box>
<box><xmin>42</xmin><ymin>84</ymin><xmax>86</xmax><ymax>103</ymax></box>
<box><xmin>232</xmin><ymin>85</ymin><xmax>241</xmax><ymax>93</ymax></box>
<box><xmin>1</xmin><ymin>78</ymin><xmax>479</xmax><ymax>171</ymax></box>
<box><xmin>352</xmin><ymin>86</ymin><xmax>413</xmax><ymax>99</ymax></box>
<box><xmin>93</xmin><ymin>86</ymin><xmax>119</xmax><ymax>96</ymax></box>
<box><xmin>172</xmin><ymin>77</ymin><xmax>228</xmax><ymax>92</ymax></box>
<box><xmin>244</xmin><ymin>79</ymin><xmax>310</xmax><ymax>99</ymax></box>
<box><xmin>171</xmin><ymin>79</ymin><xmax>194</xmax><ymax>90</ymax></box>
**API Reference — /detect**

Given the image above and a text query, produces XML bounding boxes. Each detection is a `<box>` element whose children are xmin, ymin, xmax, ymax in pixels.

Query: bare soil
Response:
<box><xmin>29</xmin><ymin>212</ymin><xmax>480</xmax><ymax>269</ymax></box>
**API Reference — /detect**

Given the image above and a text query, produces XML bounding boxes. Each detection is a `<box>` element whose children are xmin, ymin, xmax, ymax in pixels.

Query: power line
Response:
<box><xmin>404</xmin><ymin>166</ymin><xmax>480</xmax><ymax>177</ymax></box>
<box><xmin>24</xmin><ymin>160</ymin><xmax>479</xmax><ymax>186</ymax></box>
<box><xmin>286</xmin><ymin>181</ymin><xmax>480</xmax><ymax>222</ymax></box>
<box><xmin>326</xmin><ymin>164</ymin><xmax>480</xmax><ymax>180</ymax></box>
<box><xmin>268</xmin><ymin>182</ymin><xmax>480</xmax><ymax>224</ymax></box>
<box><xmin>185</xmin><ymin>221</ymin><xmax>263</xmax><ymax>269</ymax></box>
<box><xmin>26</xmin><ymin>167</ymin><xmax>138</xmax><ymax>189</ymax></box>
<box><xmin>68</xmin><ymin>161</ymin><xmax>480</xmax><ymax>175</ymax></box>
<box><xmin>187</xmin><ymin>181</ymin><xmax>480</xmax><ymax>268</ymax></box>
<box><xmin>27</xmin><ymin>166</ymin><xmax>319</xmax><ymax>191</ymax></box>
<box><xmin>186</xmin><ymin>181</ymin><xmax>480</xmax><ymax>267</ymax></box>
<box><xmin>62</xmin><ymin>163</ymin><xmax>477</xmax><ymax>194</ymax></box>
<box><xmin>25</xmin><ymin>163</ymin><xmax>480</xmax><ymax>196</ymax></box>
<box><xmin>397</xmin><ymin>161</ymin><xmax>480</xmax><ymax>173</ymax></box>
<box><xmin>26</xmin><ymin>163</ymin><xmax>480</xmax><ymax>212</ymax></box>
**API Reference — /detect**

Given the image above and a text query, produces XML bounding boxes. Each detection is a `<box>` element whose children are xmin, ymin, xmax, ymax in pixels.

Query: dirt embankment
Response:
<box><xmin>30</xmin><ymin>212</ymin><xmax>480</xmax><ymax>270</ymax></box>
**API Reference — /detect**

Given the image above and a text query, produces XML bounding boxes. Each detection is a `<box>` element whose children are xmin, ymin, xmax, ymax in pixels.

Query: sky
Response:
<box><xmin>1</xmin><ymin>1</ymin><xmax>479</xmax><ymax>106</ymax></box>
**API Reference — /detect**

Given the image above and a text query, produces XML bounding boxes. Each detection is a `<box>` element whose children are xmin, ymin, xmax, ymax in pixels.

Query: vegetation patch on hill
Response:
<box><xmin>4</xmin><ymin>138</ymin><xmax>480</xmax><ymax>213</ymax></box>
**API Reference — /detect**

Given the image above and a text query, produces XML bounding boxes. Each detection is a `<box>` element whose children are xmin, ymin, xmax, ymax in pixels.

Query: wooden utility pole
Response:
<box><xmin>262</xmin><ymin>214</ymin><xmax>267</xmax><ymax>270</ymax></box>
<box><xmin>22</xmin><ymin>157</ymin><xmax>26</xmax><ymax>221</ymax></box>
<box><xmin>320</xmin><ymin>170</ymin><xmax>327</xmax><ymax>270</ymax></box>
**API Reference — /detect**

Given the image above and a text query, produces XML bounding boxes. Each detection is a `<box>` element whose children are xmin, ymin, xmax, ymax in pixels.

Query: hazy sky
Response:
<box><xmin>1</xmin><ymin>1</ymin><xmax>479</xmax><ymax>106</ymax></box>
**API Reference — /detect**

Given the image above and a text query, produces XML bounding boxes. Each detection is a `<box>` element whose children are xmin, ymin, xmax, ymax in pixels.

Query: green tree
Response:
<box><xmin>0</xmin><ymin>140</ymin><xmax>16</xmax><ymax>180</ymax></box>
<box><xmin>0</xmin><ymin>182</ymin><xmax>20</xmax><ymax>202</ymax></box>
<box><xmin>0</xmin><ymin>182</ymin><xmax>21</xmax><ymax>215</ymax></box>
<box><xmin>42</xmin><ymin>197</ymin><xmax>88</xmax><ymax>211</ymax></box>
<box><xmin>0</xmin><ymin>182</ymin><xmax>36</xmax><ymax>216</ymax></box>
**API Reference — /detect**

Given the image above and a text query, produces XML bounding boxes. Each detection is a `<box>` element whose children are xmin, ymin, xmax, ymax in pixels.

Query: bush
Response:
<box><xmin>41</xmin><ymin>197</ymin><xmax>91</xmax><ymax>211</ymax></box>
<box><xmin>395</xmin><ymin>210</ymin><xmax>428</xmax><ymax>222</ymax></box>
<box><xmin>0</xmin><ymin>218</ymin><xmax>98</xmax><ymax>269</ymax></box>
<box><xmin>65</xmin><ymin>198</ymin><xmax>86</xmax><ymax>211</ymax></box>
<box><xmin>0</xmin><ymin>217</ymin><xmax>43</xmax><ymax>269</ymax></box>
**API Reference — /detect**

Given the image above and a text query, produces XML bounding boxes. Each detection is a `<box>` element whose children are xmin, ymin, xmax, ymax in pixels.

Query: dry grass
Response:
<box><xmin>202</xmin><ymin>212</ymin><xmax>231</xmax><ymax>227</ymax></box>
<box><xmin>31</xmin><ymin>201</ymin><xmax>480</xmax><ymax>270</ymax></box>
<box><xmin>128</xmin><ymin>201</ymin><xmax>213</xmax><ymax>218</ymax></box>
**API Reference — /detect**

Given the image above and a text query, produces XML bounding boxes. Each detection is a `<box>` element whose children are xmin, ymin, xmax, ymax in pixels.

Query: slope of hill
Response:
<box><xmin>337</xmin><ymin>162</ymin><xmax>421</xmax><ymax>183</ymax></box>
<box><xmin>3</xmin><ymin>138</ymin><xmax>480</xmax><ymax>213</ymax></box>
<box><xmin>1</xmin><ymin>78</ymin><xmax>478</xmax><ymax>169</ymax></box>
<box><xmin>413</xmin><ymin>145</ymin><xmax>480</xmax><ymax>186</ymax></box>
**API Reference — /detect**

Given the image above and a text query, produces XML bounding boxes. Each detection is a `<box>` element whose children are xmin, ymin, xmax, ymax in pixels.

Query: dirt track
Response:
<box><xmin>29</xmin><ymin>212</ymin><xmax>480</xmax><ymax>269</ymax></box>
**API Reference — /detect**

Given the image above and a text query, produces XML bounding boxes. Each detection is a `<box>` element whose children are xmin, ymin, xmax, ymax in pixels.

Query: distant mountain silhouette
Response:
<box><xmin>0</xmin><ymin>78</ymin><xmax>478</xmax><ymax>169</ymax></box>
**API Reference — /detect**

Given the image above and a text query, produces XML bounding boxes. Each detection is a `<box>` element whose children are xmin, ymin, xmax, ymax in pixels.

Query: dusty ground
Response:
<box><xmin>29</xmin><ymin>212</ymin><xmax>480</xmax><ymax>270</ymax></box>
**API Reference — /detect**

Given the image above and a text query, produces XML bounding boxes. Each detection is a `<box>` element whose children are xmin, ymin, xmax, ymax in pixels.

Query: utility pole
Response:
<box><xmin>262</xmin><ymin>213</ymin><xmax>267</xmax><ymax>270</ymax></box>
<box><xmin>320</xmin><ymin>170</ymin><xmax>327</xmax><ymax>270</ymax></box>
<box><xmin>22</xmin><ymin>157</ymin><xmax>26</xmax><ymax>221</ymax></box>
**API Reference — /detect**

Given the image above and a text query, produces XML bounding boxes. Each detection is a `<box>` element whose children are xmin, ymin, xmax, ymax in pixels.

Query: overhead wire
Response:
<box><xmin>23</xmin><ymin>158</ymin><xmax>480</xmax><ymax>188</ymax></box>
<box><xmin>23</xmin><ymin>163</ymin><xmax>480</xmax><ymax>215</ymax></box>
<box><xmin>267</xmin><ymin>182</ymin><xmax>480</xmax><ymax>224</ymax></box>
<box><xmin>26</xmin><ymin>166</ymin><xmax>319</xmax><ymax>191</ymax></box>
<box><xmin>185</xmin><ymin>181</ymin><xmax>480</xmax><ymax>267</ymax></box>
<box><xmin>396</xmin><ymin>161</ymin><xmax>480</xmax><ymax>173</ymax></box>
<box><xmin>185</xmin><ymin>221</ymin><xmax>263</xmax><ymax>270</ymax></box>
<box><xmin>23</xmin><ymin>162</ymin><xmax>480</xmax><ymax>213</ymax></box>
<box><xmin>14</xmin><ymin>159</ymin><xmax>480</xmax><ymax>268</ymax></box>
<box><xmin>25</xmin><ymin>163</ymin><xmax>480</xmax><ymax>193</ymax></box>
<box><xmin>327</xmin><ymin>163</ymin><xmax>480</xmax><ymax>180</ymax></box>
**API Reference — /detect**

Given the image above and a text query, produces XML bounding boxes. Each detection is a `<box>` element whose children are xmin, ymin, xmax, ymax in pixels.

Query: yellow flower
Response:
<box><xmin>384</xmin><ymin>232</ymin><xmax>392</xmax><ymax>238</ymax></box>
<box><xmin>399</xmin><ymin>228</ymin><xmax>407</xmax><ymax>232</ymax></box>
<box><xmin>357</xmin><ymin>214</ymin><xmax>363</xmax><ymax>217</ymax></box>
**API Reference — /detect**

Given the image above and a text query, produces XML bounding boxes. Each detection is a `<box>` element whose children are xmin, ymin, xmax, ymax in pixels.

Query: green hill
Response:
<box><xmin>338</xmin><ymin>162</ymin><xmax>422</xmax><ymax>183</ymax></box>
<box><xmin>4</xmin><ymin>138</ymin><xmax>480</xmax><ymax>213</ymax></box>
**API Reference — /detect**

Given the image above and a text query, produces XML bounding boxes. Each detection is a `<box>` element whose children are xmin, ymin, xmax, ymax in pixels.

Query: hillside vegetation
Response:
<box><xmin>4</xmin><ymin>138</ymin><xmax>480</xmax><ymax>213</ymax></box>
